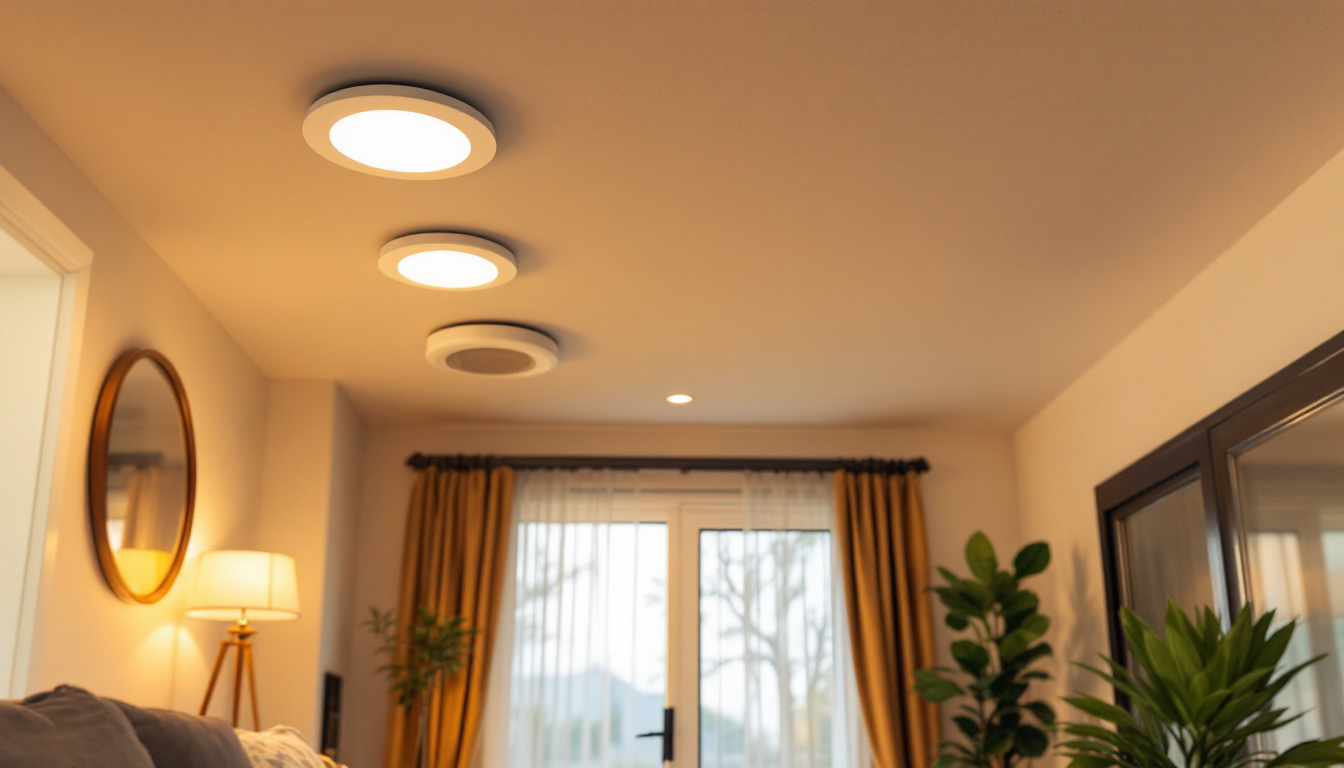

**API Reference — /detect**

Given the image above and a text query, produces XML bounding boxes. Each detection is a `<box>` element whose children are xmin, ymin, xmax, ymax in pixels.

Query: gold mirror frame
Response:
<box><xmin>88</xmin><ymin>349</ymin><xmax>197</xmax><ymax>604</ymax></box>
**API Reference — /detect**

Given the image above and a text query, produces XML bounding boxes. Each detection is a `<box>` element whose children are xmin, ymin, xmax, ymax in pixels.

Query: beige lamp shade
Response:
<box><xmin>185</xmin><ymin>550</ymin><xmax>300</xmax><ymax>622</ymax></box>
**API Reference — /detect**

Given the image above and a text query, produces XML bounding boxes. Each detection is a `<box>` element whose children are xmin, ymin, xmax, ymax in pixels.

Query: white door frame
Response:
<box><xmin>0</xmin><ymin>162</ymin><xmax>93</xmax><ymax>697</ymax></box>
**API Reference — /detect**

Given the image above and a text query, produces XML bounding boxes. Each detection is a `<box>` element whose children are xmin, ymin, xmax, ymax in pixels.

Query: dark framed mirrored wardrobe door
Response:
<box><xmin>1208</xmin><ymin>349</ymin><xmax>1344</xmax><ymax>748</ymax></box>
<box><xmin>1096</xmin><ymin>329</ymin><xmax>1344</xmax><ymax>717</ymax></box>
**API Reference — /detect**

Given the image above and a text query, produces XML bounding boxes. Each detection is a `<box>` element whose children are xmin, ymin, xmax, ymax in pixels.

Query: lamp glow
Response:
<box><xmin>329</xmin><ymin>110</ymin><xmax>472</xmax><ymax>173</ymax></box>
<box><xmin>187</xmin><ymin>550</ymin><xmax>298</xmax><ymax>729</ymax></box>
<box><xmin>114</xmin><ymin>548</ymin><xmax>173</xmax><ymax>595</ymax></box>
<box><xmin>186</xmin><ymin>550</ymin><xmax>299</xmax><ymax>623</ymax></box>
<box><xmin>397</xmin><ymin>250</ymin><xmax>500</xmax><ymax>288</ymax></box>
<box><xmin>666</xmin><ymin>394</ymin><xmax>694</xmax><ymax>404</ymax></box>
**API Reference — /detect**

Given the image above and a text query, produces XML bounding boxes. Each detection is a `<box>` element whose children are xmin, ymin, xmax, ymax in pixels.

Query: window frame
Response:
<box><xmin>1095</xmin><ymin>328</ymin><xmax>1344</xmax><ymax>683</ymax></box>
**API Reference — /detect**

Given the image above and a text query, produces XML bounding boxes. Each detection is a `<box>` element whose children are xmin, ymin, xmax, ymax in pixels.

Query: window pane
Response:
<box><xmin>1235</xmin><ymin>398</ymin><xmax>1344</xmax><ymax>751</ymax></box>
<box><xmin>1117</xmin><ymin>477</ymin><xmax>1218</xmax><ymax>632</ymax></box>
<box><xmin>510</xmin><ymin>522</ymin><xmax>667</xmax><ymax>768</ymax></box>
<box><xmin>700</xmin><ymin>530</ymin><xmax>837</xmax><ymax>768</ymax></box>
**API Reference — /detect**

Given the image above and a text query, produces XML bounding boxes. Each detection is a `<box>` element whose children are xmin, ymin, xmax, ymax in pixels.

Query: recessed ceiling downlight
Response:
<box><xmin>380</xmin><ymin>233</ymin><xmax>516</xmax><ymax>290</ymax></box>
<box><xmin>666</xmin><ymin>394</ymin><xmax>694</xmax><ymax>404</ymax></box>
<box><xmin>426</xmin><ymin>324</ymin><xmax>559</xmax><ymax>377</ymax></box>
<box><xmin>303</xmin><ymin>84</ymin><xmax>496</xmax><ymax>179</ymax></box>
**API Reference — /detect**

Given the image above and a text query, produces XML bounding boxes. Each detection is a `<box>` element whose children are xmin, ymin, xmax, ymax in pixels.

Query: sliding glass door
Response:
<box><xmin>502</xmin><ymin>472</ymin><xmax>858</xmax><ymax>768</ymax></box>
<box><xmin>510</xmin><ymin>520</ymin><xmax>669</xmax><ymax>768</ymax></box>
<box><xmin>679</xmin><ymin>507</ymin><xmax>853</xmax><ymax>768</ymax></box>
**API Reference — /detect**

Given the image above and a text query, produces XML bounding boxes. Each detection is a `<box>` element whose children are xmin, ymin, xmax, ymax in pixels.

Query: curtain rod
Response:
<box><xmin>405</xmin><ymin>453</ymin><xmax>930</xmax><ymax>475</ymax></box>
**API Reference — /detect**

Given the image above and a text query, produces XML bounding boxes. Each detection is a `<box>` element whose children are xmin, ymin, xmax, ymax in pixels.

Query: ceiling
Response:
<box><xmin>2</xmin><ymin>2</ymin><xmax>1344</xmax><ymax>428</ymax></box>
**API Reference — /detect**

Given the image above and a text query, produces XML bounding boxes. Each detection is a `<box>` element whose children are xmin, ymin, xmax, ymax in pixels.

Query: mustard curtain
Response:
<box><xmin>385</xmin><ymin>463</ymin><xmax>515</xmax><ymax>768</ymax></box>
<box><xmin>834</xmin><ymin>468</ymin><xmax>939</xmax><ymax>768</ymax></box>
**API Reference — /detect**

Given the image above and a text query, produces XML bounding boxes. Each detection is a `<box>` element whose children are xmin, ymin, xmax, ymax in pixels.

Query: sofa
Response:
<box><xmin>0</xmin><ymin>686</ymin><xmax>343</xmax><ymax>768</ymax></box>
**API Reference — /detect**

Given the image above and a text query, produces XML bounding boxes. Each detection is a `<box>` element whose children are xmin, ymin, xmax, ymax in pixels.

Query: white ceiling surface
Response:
<box><xmin>2</xmin><ymin>3</ymin><xmax>1344</xmax><ymax>428</ymax></box>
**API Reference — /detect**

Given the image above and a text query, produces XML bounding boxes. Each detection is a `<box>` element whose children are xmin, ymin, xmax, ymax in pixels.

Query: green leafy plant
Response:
<box><xmin>365</xmin><ymin>606</ymin><xmax>474</xmax><ymax>767</ymax></box>
<box><xmin>1060</xmin><ymin>601</ymin><xmax>1344</xmax><ymax>768</ymax></box>
<box><xmin>915</xmin><ymin>532</ymin><xmax>1056</xmax><ymax>768</ymax></box>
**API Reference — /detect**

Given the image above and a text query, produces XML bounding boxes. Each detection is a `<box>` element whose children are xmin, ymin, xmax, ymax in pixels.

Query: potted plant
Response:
<box><xmin>915</xmin><ymin>532</ymin><xmax>1056</xmax><ymax>768</ymax></box>
<box><xmin>1061</xmin><ymin>601</ymin><xmax>1344</xmax><ymax>768</ymax></box>
<box><xmin>365</xmin><ymin>606</ymin><xmax>474</xmax><ymax>768</ymax></box>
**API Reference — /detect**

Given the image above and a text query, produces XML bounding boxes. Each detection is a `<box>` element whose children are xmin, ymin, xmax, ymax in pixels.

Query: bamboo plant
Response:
<box><xmin>914</xmin><ymin>532</ymin><xmax>1056</xmax><ymax>768</ymax></box>
<box><xmin>1061</xmin><ymin>601</ymin><xmax>1344</xmax><ymax>768</ymax></box>
<box><xmin>365</xmin><ymin>606</ymin><xmax>474</xmax><ymax>768</ymax></box>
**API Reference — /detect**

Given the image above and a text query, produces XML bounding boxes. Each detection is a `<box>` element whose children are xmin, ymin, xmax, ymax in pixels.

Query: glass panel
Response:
<box><xmin>510</xmin><ymin>522</ymin><xmax>667</xmax><ymax>768</ymax></box>
<box><xmin>1235</xmin><ymin>397</ymin><xmax>1344</xmax><ymax>751</ymax></box>
<box><xmin>105</xmin><ymin>358</ymin><xmax>191</xmax><ymax>597</ymax></box>
<box><xmin>1117</xmin><ymin>476</ymin><xmax>1218</xmax><ymax>632</ymax></box>
<box><xmin>700</xmin><ymin>529</ymin><xmax>837</xmax><ymax>768</ymax></box>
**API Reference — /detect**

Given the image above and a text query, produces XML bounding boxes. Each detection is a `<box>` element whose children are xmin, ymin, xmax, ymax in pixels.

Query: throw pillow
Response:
<box><xmin>109</xmin><ymin>699</ymin><xmax>251</xmax><ymax>768</ymax></box>
<box><xmin>233</xmin><ymin>725</ymin><xmax>325</xmax><ymax>768</ymax></box>
<box><xmin>0</xmin><ymin>685</ymin><xmax>156</xmax><ymax>768</ymax></box>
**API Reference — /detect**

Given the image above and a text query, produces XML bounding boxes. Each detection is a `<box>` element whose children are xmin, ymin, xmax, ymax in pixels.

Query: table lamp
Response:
<box><xmin>186</xmin><ymin>550</ymin><xmax>299</xmax><ymax>729</ymax></box>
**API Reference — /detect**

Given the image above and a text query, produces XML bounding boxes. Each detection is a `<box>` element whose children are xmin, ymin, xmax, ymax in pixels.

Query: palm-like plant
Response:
<box><xmin>1061</xmin><ymin>601</ymin><xmax>1344</xmax><ymax>768</ymax></box>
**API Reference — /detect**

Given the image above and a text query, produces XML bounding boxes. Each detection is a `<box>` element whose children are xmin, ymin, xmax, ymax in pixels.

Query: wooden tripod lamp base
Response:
<box><xmin>200</xmin><ymin>620</ymin><xmax>261</xmax><ymax>729</ymax></box>
<box><xmin>185</xmin><ymin>551</ymin><xmax>301</xmax><ymax>732</ymax></box>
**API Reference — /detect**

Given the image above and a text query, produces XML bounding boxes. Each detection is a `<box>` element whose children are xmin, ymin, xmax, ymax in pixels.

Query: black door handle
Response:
<box><xmin>635</xmin><ymin>707</ymin><xmax>674</xmax><ymax>762</ymax></box>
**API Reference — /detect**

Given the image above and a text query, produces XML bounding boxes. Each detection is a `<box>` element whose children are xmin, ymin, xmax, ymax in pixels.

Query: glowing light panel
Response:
<box><xmin>396</xmin><ymin>250</ymin><xmax>500</xmax><ymax>289</ymax></box>
<box><xmin>328</xmin><ymin>109</ymin><xmax>471</xmax><ymax>173</ymax></box>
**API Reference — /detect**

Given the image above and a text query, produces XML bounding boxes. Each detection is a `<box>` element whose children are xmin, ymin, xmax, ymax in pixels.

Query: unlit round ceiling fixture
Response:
<box><xmin>380</xmin><ymin>233</ymin><xmax>516</xmax><ymax>290</ymax></box>
<box><xmin>303</xmin><ymin>84</ymin><xmax>496</xmax><ymax>179</ymax></box>
<box><xmin>425</xmin><ymin>324</ymin><xmax>559</xmax><ymax>377</ymax></box>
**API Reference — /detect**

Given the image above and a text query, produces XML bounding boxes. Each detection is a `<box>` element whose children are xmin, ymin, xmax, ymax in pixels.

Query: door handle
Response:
<box><xmin>635</xmin><ymin>707</ymin><xmax>675</xmax><ymax>762</ymax></box>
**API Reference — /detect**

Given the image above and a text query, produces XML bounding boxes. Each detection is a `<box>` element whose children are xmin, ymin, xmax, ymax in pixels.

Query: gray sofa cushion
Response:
<box><xmin>110</xmin><ymin>699</ymin><xmax>251</xmax><ymax>768</ymax></box>
<box><xmin>0</xmin><ymin>685</ymin><xmax>156</xmax><ymax>768</ymax></box>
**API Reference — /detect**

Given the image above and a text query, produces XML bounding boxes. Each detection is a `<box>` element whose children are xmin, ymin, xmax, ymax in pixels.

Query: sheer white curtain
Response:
<box><xmin>478</xmin><ymin>469</ymin><xmax>865</xmax><ymax>768</ymax></box>
<box><xmin>482</xmin><ymin>468</ymin><xmax>668</xmax><ymax>768</ymax></box>
<box><xmin>699</xmin><ymin>471</ymin><xmax>867</xmax><ymax>768</ymax></box>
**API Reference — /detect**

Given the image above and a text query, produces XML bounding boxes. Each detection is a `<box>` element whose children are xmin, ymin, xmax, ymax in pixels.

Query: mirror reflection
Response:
<box><xmin>1234</xmin><ymin>397</ymin><xmax>1344</xmax><ymax>752</ymax></box>
<box><xmin>104</xmin><ymin>357</ymin><xmax>190</xmax><ymax>597</ymax></box>
<box><xmin>1118</xmin><ymin>474</ymin><xmax>1219</xmax><ymax>632</ymax></box>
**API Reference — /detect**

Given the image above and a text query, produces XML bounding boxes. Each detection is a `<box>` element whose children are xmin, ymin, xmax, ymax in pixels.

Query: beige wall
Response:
<box><xmin>340</xmin><ymin>423</ymin><xmax>1021</xmax><ymax>768</ymax></box>
<box><xmin>0</xmin><ymin>85</ymin><xmax>270</xmax><ymax>708</ymax></box>
<box><xmin>249</xmin><ymin>380</ymin><xmax>366</xmax><ymax>742</ymax></box>
<box><xmin>321</xmin><ymin>386</ymin><xmax>365</xmax><ymax>720</ymax></box>
<box><xmin>1014</xmin><ymin>143</ymin><xmax>1344</xmax><ymax>712</ymax></box>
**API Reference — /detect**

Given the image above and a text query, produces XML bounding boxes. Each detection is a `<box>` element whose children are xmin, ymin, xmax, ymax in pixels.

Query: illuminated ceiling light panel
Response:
<box><xmin>379</xmin><ymin>233</ymin><xmax>517</xmax><ymax>290</ymax></box>
<box><xmin>303</xmin><ymin>84</ymin><xmax>496</xmax><ymax>179</ymax></box>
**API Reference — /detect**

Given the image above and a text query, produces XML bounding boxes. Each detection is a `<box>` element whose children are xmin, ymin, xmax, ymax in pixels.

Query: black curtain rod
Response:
<box><xmin>405</xmin><ymin>453</ymin><xmax>929</xmax><ymax>475</ymax></box>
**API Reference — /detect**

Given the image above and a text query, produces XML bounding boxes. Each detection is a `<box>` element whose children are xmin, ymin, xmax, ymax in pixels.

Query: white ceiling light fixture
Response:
<box><xmin>666</xmin><ymin>394</ymin><xmax>694</xmax><ymax>404</ymax></box>
<box><xmin>426</xmin><ymin>324</ymin><xmax>559</xmax><ymax>378</ymax></box>
<box><xmin>302</xmin><ymin>84</ymin><xmax>496</xmax><ymax>179</ymax></box>
<box><xmin>380</xmin><ymin>233</ymin><xmax>517</xmax><ymax>290</ymax></box>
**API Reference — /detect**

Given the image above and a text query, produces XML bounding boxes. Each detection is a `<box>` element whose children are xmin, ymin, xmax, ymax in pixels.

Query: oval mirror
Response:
<box><xmin>89</xmin><ymin>350</ymin><xmax>196</xmax><ymax>603</ymax></box>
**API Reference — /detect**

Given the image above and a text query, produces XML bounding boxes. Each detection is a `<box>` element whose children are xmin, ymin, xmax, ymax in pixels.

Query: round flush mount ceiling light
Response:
<box><xmin>380</xmin><ymin>233</ymin><xmax>516</xmax><ymax>290</ymax></box>
<box><xmin>666</xmin><ymin>394</ymin><xmax>694</xmax><ymax>404</ymax></box>
<box><xmin>302</xmin><ymin>84</ymin><xmax>496</xmax><ymax>179</ymax></box>
<box><xmin>426</xmin><ymin>324</ymin><xmax>559</xmax><ymax>377</ymax></box>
